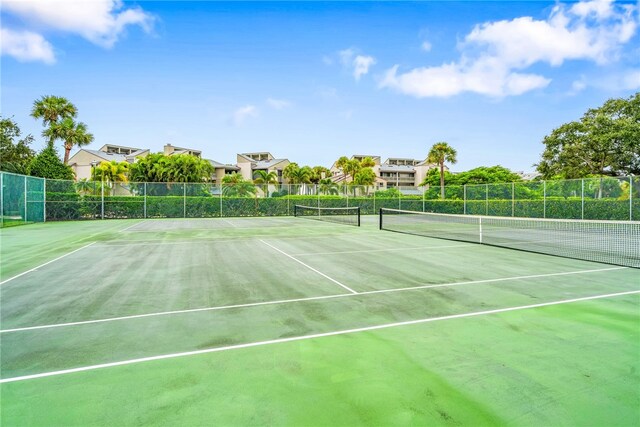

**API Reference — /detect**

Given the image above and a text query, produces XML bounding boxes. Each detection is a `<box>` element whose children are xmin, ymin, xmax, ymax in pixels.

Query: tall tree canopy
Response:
<box><xmin>537</xmin><ymin>92</ymin><xmax>640</xmax><ymax>179</ymax></box>
<box><xmin>421</xmin><ymin>165</ymin><xmax>521</xmax><ymax>186</ymax></box>
<box><xmin>44</xmin><ymin>117</ymin><xmax>94</xmax><ymax>165</ymax></box>
<box><xmin>0</xmin><ymin>117</ymin><xmax>35</xmax><ymax>174</ymax></box>
<box><xmin>426</xmin><ymin>142</ymin><xmax>457</xmax><ymax>199</ymax></box>
<box><xmin>31</xmin><ymin>96</ymin><xmax>78</xmax><ymax>147</ymax></box>
<box><xmin>28</xmin><ymin>145</ymin><xmax>74</xmax><ymax>180</ymax></box>
<box><xmin>128</xmin><ymin>153</ymin><xmax>214</xmax><ymax>183</ymax></box>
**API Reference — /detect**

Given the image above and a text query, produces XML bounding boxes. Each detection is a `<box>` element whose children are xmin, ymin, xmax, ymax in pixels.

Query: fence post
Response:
<box><xmin>543</xmin><ymin>181</ymin><xmax>546</xmax><ymax>218</ymax></box>
<box><xmin>485</xmin><ymin>184</ymin><xmax>488</xmax><ymax>216</ymax></box>
<box><xmin>422</xmin><ymin>186</ymin><xmax>425</xmax><ymax>212</ymax></box>
<box><xmin>101</xmin><ymin>180</ymin><xmax>104</xmax><ymax>220</ymax></box>
<box><xmin>463</xmin><ymin>185</ymin><xmax>467</xmax><ymax>215</ymax></box>
<box><xmin>512</xmin><ymin>182</ymin><xmax>515</xmax><ymax>217</ymax></box>
<box><xmin>183</xmin><ymin>183</ymin><xmax>186</xmax><ymax>218</ymax></box>
<box><xmin>143</xmin><ymin>182</ymin><xmax>147</xmax><ymax>219</ymax></box>
<box><xmin>630</xmin><ymin>176</ymin><xmax>633</xmax><ymax>221</ymax></box>
<box><xmin>0</xmin><ymin>173</ymin><xmax>3</xmax><ymax>228</ymax></box>
<box><xmin>43</xmin><ymin>178</ymin><xmax>46</xmax><ymax>222</ymax></box>
<box><xmin>24</xmin><ymin>175</ymin><xmax>27</xmax><ymax>223</ymax></box>
<box><xmin>220</xmin><ymin>186</ymin><xmax>223</xmax><ymax>217</ymax></box>
<box><xmin>581</xmin><ymin>178</ymin><xmax>584</xmax><ymax>220</ymax></box>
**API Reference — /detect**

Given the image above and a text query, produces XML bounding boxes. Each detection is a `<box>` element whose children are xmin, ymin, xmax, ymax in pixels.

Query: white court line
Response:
<box><xmin>260</xmin><ymin>239</ymin><xmax>359</xmax><ymax>294</ymax></box>
<box><xmin>0</xmin><ymin>266</ymin><xmax>626</xmax><ymax>333</ymax></box>
<box><xmin>1</xmin><ymin>289</ymin><xmax>638</xmax><ymax>384</ymax></box>
<box><xmin>0</xmin><ymin>242</ymin><xmax>97</xmax><ymax>286</ymax></box>
<box><xmin>292</xmin><ymin>244</ymin><xmax>469</xmax><ymax>256</ymax></box>
<box><xmin>119</xmin><ymin>220</ymin><xmax>147</xmax><ymax>232</ymax></box>
<box><xmin>222</xmin><ymin>219</ymin><xmax>238</xmax><ymax>228</ymax></box>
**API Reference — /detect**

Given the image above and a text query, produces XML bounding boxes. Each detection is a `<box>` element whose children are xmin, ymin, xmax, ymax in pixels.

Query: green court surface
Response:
<box><xmin>1</xmin><ymin>216</ymin><xmax>638</xmax><ymax>426</ymax></box>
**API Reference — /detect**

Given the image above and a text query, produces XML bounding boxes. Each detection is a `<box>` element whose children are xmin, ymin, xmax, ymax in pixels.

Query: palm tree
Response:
<box><xmin>31</xmin><ymin>96</ymin><xmax>78</xmax><ymax>147</ymax></box>
<box><xmin>222</xmin><ymin>173</ymin><xmax>256</xmax><ymax>197</ymax></box>
<box><xmin>427</xmin><ymin>142</ymin><xmax>457</xmax><ymax>199</ymax></box>
<box><xmin>253</xmin><ymin>170</ymin><xmax>279</xmax><ymax>197</ymax></box>
<box><xmin>92</xmin><ymin>160</ymin><xmax>129</xmax><ymax>195</ymax></box>
<box><xmin>318</xmin><ymin>178</ymin><xmax>338</xmax><ymax>195</ymax></box>
<box><xmin>44</xmin><ymin>117</ymin><xmax>94</xmax><ymax>164</ymax></box>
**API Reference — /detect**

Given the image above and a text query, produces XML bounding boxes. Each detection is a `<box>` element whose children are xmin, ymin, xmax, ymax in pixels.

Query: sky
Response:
<box><xmin>1</xmin><ymin>0</ymin><xmax>639</xmax><ymax>173</ymax></box>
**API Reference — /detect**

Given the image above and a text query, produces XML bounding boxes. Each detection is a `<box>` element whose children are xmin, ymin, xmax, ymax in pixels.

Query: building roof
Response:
<box><xmin>82</xmin><ymin>149</ymin><xmax>128</xmax><ymax>163</ymax></box>
<box><xmin>254</xmin><ymin>159</ymin><xmax>288</xmax><ymax>169</ymax></box>
<box><xmin>208</xmin><ymin>159</ymin><xmax>239</xmax><ymax>170</ymax></box>
<box><xmin>99</xmin><ymin>144</ymin><xmax>143</xmax><ymax>152</ymax></box>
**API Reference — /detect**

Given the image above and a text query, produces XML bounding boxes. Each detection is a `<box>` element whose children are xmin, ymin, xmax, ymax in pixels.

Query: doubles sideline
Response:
<box><xmin>0</xmin><ymin>266</ymin><xmax>626</xmax><ymax>333</ymax></box>
<box><xmin>1</xmin><ymin>289</ymin><xmax>638</xmax><ymax>384</ymax></box>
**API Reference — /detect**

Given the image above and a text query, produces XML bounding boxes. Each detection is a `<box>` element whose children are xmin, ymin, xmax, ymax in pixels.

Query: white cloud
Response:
<box><xmin>3</xmin><ymin>0</ymin><xmax>154</xmax><ymax>48</ymax></box>
<box><xmin>233</xmin><ymin>105</ymin><xmax>258</xmax><ymax>126</ymax></box>
<box><xmin>380</xmin><ymin>0</ymin><xmax>638</xmax><ymax>98</ymax></box>
<box><xmin>0</xmin><ymin>28</ymin><xmax>55</xmax><ymax>64</ymax></box>
<box><xmin>266</xmin><ymin>98</ymin><xmax>291</xmax><ymax>110</ymax></box>
<box><xmin>571</xmin><ymin>77</ymin><xmax>588</xmax><ymax>93</ymax></box>
<box><xmin>353</xmin><ymin>55</ymin><xmax>376</xmax><ymax>81</ymax></box>
<box><xmin>338</xmin><ymin>48</ymin><xmax>376</xmax><ymax>80</ymax></box>
<box><xmin>421</xmin><ymin>41</ymin><xmax>432</xmax><ymax>52</ymax></box>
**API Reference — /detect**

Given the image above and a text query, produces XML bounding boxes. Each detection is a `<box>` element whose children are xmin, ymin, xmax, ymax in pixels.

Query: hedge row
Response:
<box><xmin>44</xmin><ymin>193</ymin><xmax>640</xmax><ymax>221</ymax></box>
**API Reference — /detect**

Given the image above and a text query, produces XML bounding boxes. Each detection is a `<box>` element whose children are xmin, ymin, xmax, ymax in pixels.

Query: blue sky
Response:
<box><xmin>2</xmin><ymin>1</ymin><xmax>639</xmax><ymax>172</ymax></box>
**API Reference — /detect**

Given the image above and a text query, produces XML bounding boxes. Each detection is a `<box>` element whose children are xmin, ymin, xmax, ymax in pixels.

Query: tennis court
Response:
<box><xmin>1</xmin><ymin>212</ymin><xmax>639</xmax><ymax>426</ymax></box>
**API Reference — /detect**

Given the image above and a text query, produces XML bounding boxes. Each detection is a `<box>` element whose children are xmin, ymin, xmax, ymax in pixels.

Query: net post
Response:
<box><xmin>357</xmin><ymin>207</ymin><xmax>361</xmax><ymax>227</ymax></box>
<box><xmin>43</xmin><ymin>178</ymin><xmax>46</xmax><ymax>223</ymax></box>
<box><xmin>379</xmin><ymin>208</ymin><xmax>383</xmax><ymax>229</ymax></box>
<box><xmin>293</xmin><ymin>204</ymin><xmax>297</xmax><ymax>217</ymax></box>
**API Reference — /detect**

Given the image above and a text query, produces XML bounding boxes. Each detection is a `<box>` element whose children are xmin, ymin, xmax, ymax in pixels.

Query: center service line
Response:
<box><xmin>260</xmin><ymin>239</ymin><xmax>358</xmax><ymax>294</ymax></box>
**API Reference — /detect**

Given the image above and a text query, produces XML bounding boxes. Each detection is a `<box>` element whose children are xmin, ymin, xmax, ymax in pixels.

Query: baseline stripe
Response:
<box><xmin>1</xmin><ymin>289</ymin><xmax>638</xmax><ymax>384</ymax></box>
<box><xmin>260</xmin><ymin>239</ymin><xmax>358</xmax><ymax>294</ymax></box>
<box><xmin>0</xmin><ymin>242</ymin><xmax>97</xmax><ymax>286</ymax></box>
<box><xmin>0</xmin><ymin>266</ymin><xmax>626</xmax><ymax>333</ymax></box>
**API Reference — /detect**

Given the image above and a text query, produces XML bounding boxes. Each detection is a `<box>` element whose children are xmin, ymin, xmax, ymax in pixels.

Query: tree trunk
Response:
<box><xmin>440</xmin><ymin>161</ymin><xmax>445</xmax><ymax>199</ymax></box>
<box><xmin>63</xmin><ymin>143</ymin><xmax>72</xmax><ymax>165</ymax></box>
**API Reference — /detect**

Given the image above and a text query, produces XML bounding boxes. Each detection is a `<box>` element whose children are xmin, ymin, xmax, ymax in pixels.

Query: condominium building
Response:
<box><xmin>68</xmin><ymin>144</ymin><xmax>150</xmax><ymax>180</ymax></box>
<box><xmin>330</xmin><ymin>155</ymin><xmax>441</xmax><ymax>189</ymax></box>
<box><xmin>236</xmin><ymin>152</ymin><xmax>290</xmax><ymax>184</ymax></box>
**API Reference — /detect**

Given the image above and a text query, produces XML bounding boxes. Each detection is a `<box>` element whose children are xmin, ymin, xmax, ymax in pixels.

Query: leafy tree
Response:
<box><xmin>537</xmin><ymin>92</ymin><xmax>640</xmax><ymax>178</ymax></box>
<box><xmin>253</xmin><ymin>170</ymin><xmax>278</xmax><ymax>196</ymax></box>
<box><xmin>0</xmin><ymin>117</ymin><xmax>35</xmax><ymax>174</ymax></box>
<box><xmin>31</xmin><ymin>96</ymin><xmax>78</xmax><ymax>147</ymax></box>
<box><xmin>310</xmin><ymin>166</ymin><xmax>331</xmax><ymax>183</ymax></box>
<box><xmin>91</xmin><ymin>160</ymin><xmax>129</xmax><ymax>195</ymax></box>
<box><xmin>360</xmin><ymin>156</ymin><xmax>376</xmax><ymax>168</ymax></box>
<box><xmin>426</xmin><ymin>142</ymin><xmax>457</xmax><ymax>199</ymax></box>
<box><xmin>318</xmin><ymin>178</ymin><xmax>338</xmax><ymax>195</ymax></box>
<box><xmin>128</xmin><ymin>153</ymin><xmax>213</xmax><ymax>183</ymax></box>
<box><xmin>221</xmin><ymin>173</ymin><xmax>256</xmax><ymax>197</ymax></box>
<box><xmin>44</xmin><ymin>117</ymin><xmax>94</xmax><ymax>164</ymax></box>
<box><xmin>353</xmin><ymin>167</ymin><xmax>376</xmax><ymax>186</ymax></box>
<box><xmin>28</xmin><ymin>145</ymin><xmax>74</xmax><ymax>180</ymax></box>
<box><xmin>421</xmin><ymin>165</ymin><xmax>521</xmax><ymax>186</ymax></box>
<box><xmin>283</xmin><ymin>163</ymin><xmax>312</xmax><ymax>194</ymax></box>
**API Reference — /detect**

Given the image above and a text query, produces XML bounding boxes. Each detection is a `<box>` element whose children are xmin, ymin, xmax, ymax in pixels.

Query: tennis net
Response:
<box><xmin>379</xmin><ymin>208</ymin><xmax>640</xmax><ymax>268</ymax></box>
<box><xmin>294</xmin><ymin>205</ymin><xmax>361</xmax><ymax>227</ymax></box>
